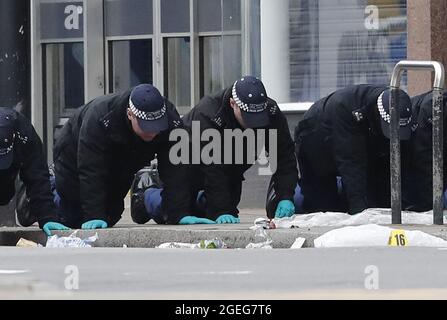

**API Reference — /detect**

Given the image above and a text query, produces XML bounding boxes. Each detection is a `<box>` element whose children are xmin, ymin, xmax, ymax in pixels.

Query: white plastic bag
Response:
<box><xmin>246</xmin><ymin>227</ymin><xmax>273</xmax><ymax>249</ymax></box>
<box><xmin>46</xmin><ymin>231</ymin><xmax>98</xmax><ymax>248</ymax></box>
<box><xmin>156</xmin><ymin>238</ymin><xmax>227</xmax><ymax>249</ymax></box>
<box><xmin>156</xmin><ymin>242</ymin><xmax>198</xmax><ymax>249</ymax></box>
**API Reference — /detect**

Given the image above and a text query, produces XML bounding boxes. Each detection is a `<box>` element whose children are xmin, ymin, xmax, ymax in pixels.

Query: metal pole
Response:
<box><xmin>390</xmin><ymin>88</ymin><xmax>402</xmax><ymax>224</ymax></box>
<box><xmin>390</xmin><ymin>60</ymin><xmax>445</xmax><ymax>225</ymax></box>
<box><xmin>432</xmin><ymin>88</ymin><xmax>444</xmax><ymax>225</ymax></box>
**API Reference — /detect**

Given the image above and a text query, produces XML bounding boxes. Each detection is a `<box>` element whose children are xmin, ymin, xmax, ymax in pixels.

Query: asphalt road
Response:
<box><xmin>1</xmin><ymin>246</ymin><xmax>447</xmax><ymax>299</ymax></box>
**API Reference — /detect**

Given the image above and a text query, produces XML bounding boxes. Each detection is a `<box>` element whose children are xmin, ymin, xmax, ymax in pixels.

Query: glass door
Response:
<box><xmin>31</xmin><ymin>0</ymin><xmax>106</xmax><ymax>160</ymax></box>
<box><xmin>104</xmin><ymin>0</ymin><xmax>154</xmax><ymax>94</ymax></box>
<box><xmin>108</xmin><ymin>39</ymin><xmax>153</xmax><ymax>93</ymax></box>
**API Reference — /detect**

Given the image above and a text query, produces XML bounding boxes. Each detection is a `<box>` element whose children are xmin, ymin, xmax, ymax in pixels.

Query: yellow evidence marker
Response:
<box><xmin>388</xmin><ymin>230</ymin><xmax>408</xmax><ymax>247</ymax></box>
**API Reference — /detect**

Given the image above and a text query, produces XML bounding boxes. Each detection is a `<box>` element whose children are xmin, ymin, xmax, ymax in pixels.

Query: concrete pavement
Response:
<box><xmin>0</xmin><ymin>247</ymin><xmax>447</xmax><ymax>299</ymax></box>
<box><xmin>0</xmin><ymin>209</ymin><xmax>446</xmax><ymax>248</ymax></box>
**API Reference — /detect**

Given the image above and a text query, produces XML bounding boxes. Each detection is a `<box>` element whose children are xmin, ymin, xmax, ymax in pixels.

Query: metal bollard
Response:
<box><xmin>389</xmin><ymin>88</ymin><xmax>402</xmax><ymax>224</ymax></box>
<box><xmin>432</xmin><ymin>88</ymin><xmax>444</xmax><ymax>225</ymax></box>
<box><xmin>389</xmin><ymin>60</ymin><xmax>445</xmax><ymax>225</ymax></box>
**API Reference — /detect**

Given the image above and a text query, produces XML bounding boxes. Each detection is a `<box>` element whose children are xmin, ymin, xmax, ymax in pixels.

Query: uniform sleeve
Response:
<box><xmin>270</xmin><ymin>111</ymin><xmax>299</xmax><ymax>202</ymax></box>
<box><xmin>77</xmin><ymin>109</ymin><xmax>111</xmax><ymax>223</ymax></box>
<box><xmin>410</xmin><ymin>92</ymin><xmax>447</xmax><ymax>211</ymax></box>
<box><xmin>333</xmin><ymin>105</ymin><xmax>369</xmax><ymax>214</ymax></box>
<box><xmin>19</xmin><ymin>123</ymin><xmax>59</xmax><ymax>227</ymax></box>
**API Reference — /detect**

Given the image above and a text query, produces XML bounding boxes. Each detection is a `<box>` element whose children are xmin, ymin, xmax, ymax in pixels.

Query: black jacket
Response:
<box><xmin>182</xmin><ymin>87</ymin><xmax>298</xmax><ymax>220</ymax></box>
<box><xmin>53</xmin><ymin>89</ymin><xmax>191</xmax><ymax>226</ymax></box>
<box><xmin>410</xmin><ymin>90</ymin><xmax>447</xmax><ymax>211</ymax></box>
<box><xmin>295</xmin><ymin>84</ymin><xmax>411</xmax><ymax>214</ymax></box>
<box><xmin>0</xmin><ymin>108</ymin><xmax>57</xmax><ymax>227</ymax></box>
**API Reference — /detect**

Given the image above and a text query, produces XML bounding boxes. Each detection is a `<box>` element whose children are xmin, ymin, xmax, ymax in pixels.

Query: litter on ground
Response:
<box><xmin>46</xmin><ymin>231</ymin><xmax>98</xmax><ymax>248</ymax></box>
<box><xmin>156</xmin><ymin>238</ymin><xmax>227</xmax><ymax>249</ymax></box>
<box><xmin>246</xmin><ymin>226</ymin><xmax>273</xmax><ymax>249</ymax></box>
<box><xmin>16</xmin><ymin>238</ymin><xmax>41</xmax><ymax>248</ymax></box>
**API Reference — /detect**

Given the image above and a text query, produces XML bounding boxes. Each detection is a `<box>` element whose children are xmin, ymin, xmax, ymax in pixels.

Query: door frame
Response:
<box><xmin>31</xmin><ymin>0</ymin><xmax>105</xmax><ymax>161</ymax></box>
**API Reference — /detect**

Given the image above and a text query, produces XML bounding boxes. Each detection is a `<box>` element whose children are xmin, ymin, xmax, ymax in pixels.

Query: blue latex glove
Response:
<box><xmin>216</xmin><ymin>214</ymin><xmax>240</xmax><ymax>224</ymax></box>
<box><xmin>275</xmin><ymin>200</ymin><xmax>295</xmax><ymax>218</ymax></box>
<box><xmin>81</xmin><ymin>220</ymin><xmax>108</xmax><ymax>230</ymax></box>
<box><xmin>179</xmin><ymin>216</ymin><xmax>216</xmax><ymax>225</ymax></box>
<box><xmin>43</xmin><ymin>222</ymin><xmax>70</xmax><ymax>236</ymax></box>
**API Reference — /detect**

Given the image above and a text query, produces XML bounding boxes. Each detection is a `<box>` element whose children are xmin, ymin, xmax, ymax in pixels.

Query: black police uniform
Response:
<box><xmin>0</xmin><ymin>107</ymin><xmax>58</xmax><ymax>227</ymax></box>
<box><xmin>182</xmin><ymin>87</ymin><xmax>298</xmax><ymax>220</ymax></box>
<box><xmin>53</xmin><ymin>89</ymin><xmax>190</xmax><ymax>228</ymax></box>
<box><xmin>294</xmin><ymin>84</ymin><xmax>413</xmax><ymax>214</ymax></box>
<box><xmin>409</xmin><ymin>90</ymin><xmax>447</xmax><ymax>211</ymax></box>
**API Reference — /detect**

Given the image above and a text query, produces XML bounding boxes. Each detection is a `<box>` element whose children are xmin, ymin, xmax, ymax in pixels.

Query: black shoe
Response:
<box><xmin>15</xmin><ymin>182</ymin><xmax>36</xmax><ymax>227</ymax></box>
<box><xmin>130</xmin><ymin>164</ymin><xmax>163</xmax><ymax>224</ymax></box>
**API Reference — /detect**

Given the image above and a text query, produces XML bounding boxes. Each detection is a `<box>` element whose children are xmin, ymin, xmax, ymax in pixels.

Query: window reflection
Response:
<box><xmin>109</xmin><ymin>40</ymin><xmax>153</xmax><ymax>93</ymax></box>
<box><xmin>200</xmin><ymin>36</ymin><xmax>222</xmax><ymax>96</ymax></box>
<box><xmin>43</xmin><ymin>42</ymin><xmax>85</xmax><ymax>158</ymax></box>
<box><xmin>199</xmin><ymin>36</ymin><xmax>241</xmax><ymax>97</ymax></box>
<box><xmin>43</xmin><ymin>42</ymin><xmax>84</xmax><ymax>115</ymax></box>
<box><xmin>290</xmin><ymin>0</ymin><xmax>407</xmax><ymax>102</ymax></box>
<box><xmin>222</xmin><ymin>36</ymin><xmax>242</xmax><ymax>91</ymax></box>
<box><xmin>163</xmin><ymin>37</ymin><xmax>191</xmax><ymax>109</ymax></box>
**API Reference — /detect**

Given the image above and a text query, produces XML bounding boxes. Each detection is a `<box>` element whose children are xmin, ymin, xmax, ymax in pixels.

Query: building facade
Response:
<box><xmin>0</xmin><ymin>0</ymin><xmax>446</xmax><ymax>158</ymax></box>
<box><xmin>1</xmin><ymin>0</ymin><xmax>447</xmax><ymax>222</ymax></box>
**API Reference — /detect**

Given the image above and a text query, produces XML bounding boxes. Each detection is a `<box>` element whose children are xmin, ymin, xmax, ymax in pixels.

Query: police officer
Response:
<box><xmin>176</xmin><ymin>76</ymin><xmax>298</xmax><ymax>224</ymax></box>
<box><xmin>0</xmin><ymin>107</ymin><xmax>69</xmax><ymax>235</ymax></box>
<box><xmin>52</xmin><ymin>84</ymin><xmax>191</xmax><ymax>229</ymax></box>
<box><xmin>295</xmin><ymin>85</ymin><xmax>413</xmax><ymax>214</ymax></box>
<box><xmin>408</xmin><ymin>90</ymin><xmax>447</xmax><ymax>211</ymax></box>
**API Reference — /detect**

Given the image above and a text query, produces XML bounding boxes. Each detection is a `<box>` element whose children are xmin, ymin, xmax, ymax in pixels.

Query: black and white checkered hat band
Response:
<box><xmin>377</xmin><ymin>92</ymin><xmax>412</xmax><ymax>126</ymax></box>
<box><xmin>129</xmin><ymin>98</ymin><xmax>166</xmax><ymax>121</ymax></box>
<box><xmin>232</xmin><ymin>82</ymin><xmax>267</xmax><ymax>113</ymax></box>
<box><xmin>0</xmin><ymin>145</ymin><xmax>13</xmax><ymax>156</ymax></box>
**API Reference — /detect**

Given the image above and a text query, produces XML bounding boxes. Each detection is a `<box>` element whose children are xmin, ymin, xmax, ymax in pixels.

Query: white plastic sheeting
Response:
<box><xmin>314</xmin><ymin>224</ymin><xmax>447</xmax><ymax>248</ymax></box>
<box><xmin>273</xmin><ymin>208</ymin><xmax>447</xmax><ymax>229</ymax></box>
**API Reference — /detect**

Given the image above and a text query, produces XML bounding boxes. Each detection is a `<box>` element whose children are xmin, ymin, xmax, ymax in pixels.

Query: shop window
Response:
<box><xmin>105</xmin><ymin>0</ymin><xmax>153</xmax><ymax>37</ymax></box>
<box><xmin>289</xmin><ymin>0</ymin><xmax>407</xmax><ymax>102</ymax></box>
<box><xmin>161</xmin><ymin>0</ymin><xmax>190</xmax><ymax>33</ymax></box>
<box><xmin>199</xmin><ymin>36</ymin><xmax>242</xmax><ymax>97</ymax></box>
<box><xmin>42</xmin><ymin>42</ymin><xmax>84</xmax><ymax>116</ymax></box>
<box><xmin>163</xmin><ymin>37</ymin><xmax>191</xmax><ymax>109</ymax></box>
<box><xmin>108</xmin><ymin>39</ymin><xmax>153</xmax><ymax>93</ymax></box>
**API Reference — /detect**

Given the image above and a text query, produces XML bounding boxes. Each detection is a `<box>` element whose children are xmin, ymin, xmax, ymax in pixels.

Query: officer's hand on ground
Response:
<box><xmin>179</xmin><ymin>216</ymin><xmax>216</xmax><ymax>225</ymax></box>
<box><xmin>275</xmin><ymin>200</ymin><xmax>295</xmax><ymax>218</ymax></box>
<box><xmin>215</xmin><ymin>214</ymin><xmax>240</xmax><ymax>224</ymax></box>
<box><xmin>42</xmin><ymin>222</ymin><xmax>70</xmax><ymax>236</ymax></box>
<box><xmin>81</xmin><ymin>220</ymin><xmax>108</xmax><ymax>230</ymax></box>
